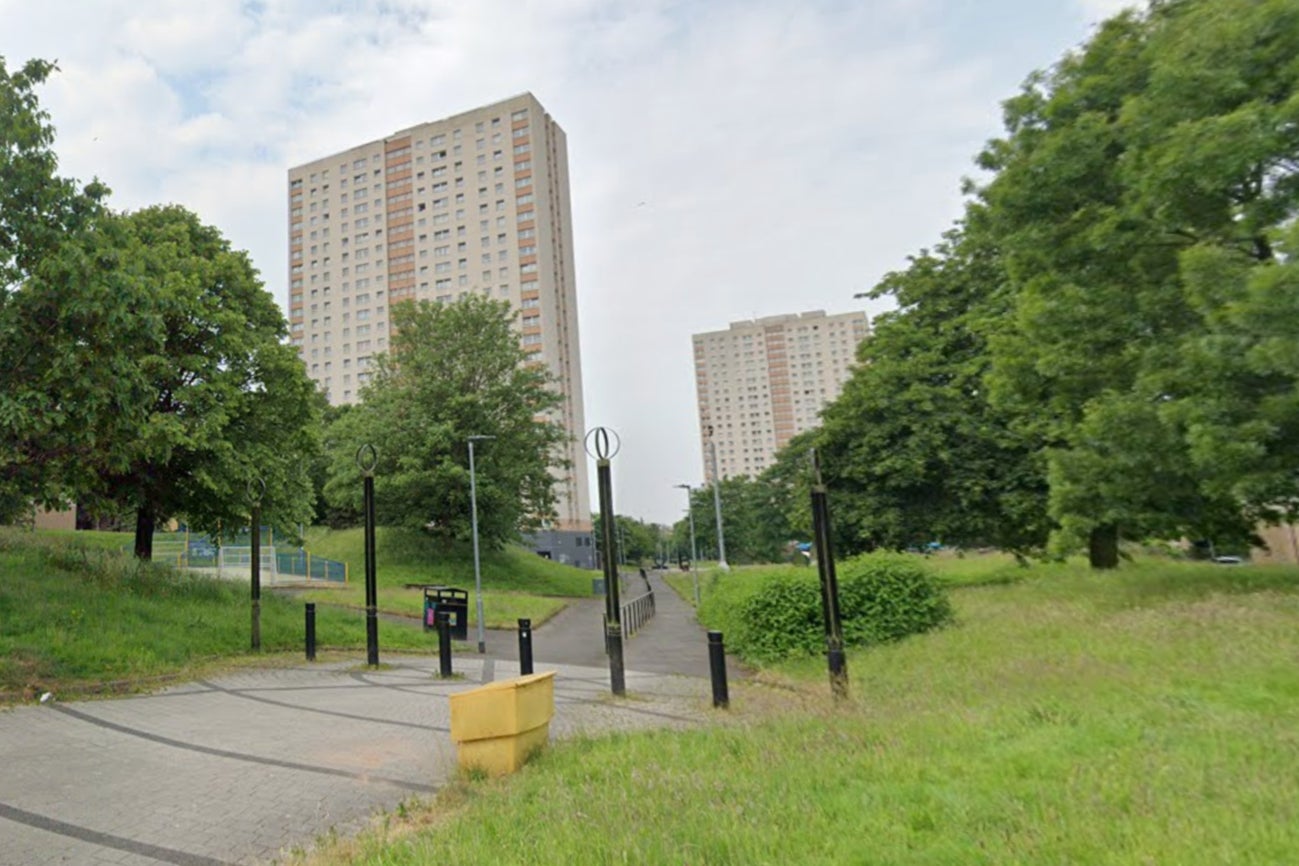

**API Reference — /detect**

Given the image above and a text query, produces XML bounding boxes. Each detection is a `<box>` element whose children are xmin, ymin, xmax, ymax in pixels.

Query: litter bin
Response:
<box><xmin>591</xmin><ymin>578</ymin><xmax>605</xmax><ymax>596</ymax></box>
<box><xmin>423</xmin><ymin>586</ymin><xmax>469</xmax><ymax>640</ymax></box>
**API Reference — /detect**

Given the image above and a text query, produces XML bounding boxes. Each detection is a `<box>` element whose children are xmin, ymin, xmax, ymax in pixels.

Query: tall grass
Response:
<box><xmin>293</xmin><ymin>557</ymin><xmax>1299</xmax><ymax>865</ymax></box>
<box><xmin>0</xmin><ymin>530</ymin><xmax>433</xmax><ymax>698</ymax></box>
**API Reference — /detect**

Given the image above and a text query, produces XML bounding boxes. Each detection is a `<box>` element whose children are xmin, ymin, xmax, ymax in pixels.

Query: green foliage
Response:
<box><xmin>295</xmin><ymin>556</ymin><xmax>1299</xmax><ymax>866</ymax></box>
<box><xmin>669</xmin><ymin>474</ymin><xmax>800</xmax><ymax>565</ymax></box>
<box><xmin>814</xmin><ymin>224</ymin><xmax>1051</xmax><ymax>555</ymax></box>
<box><xmin>323</xmin><ymin>296</ymin><xmax>565</xmax><ymax>547</ymax></box>
<box><xmin>592</xmin><ymin>513</ymin><xmax>663</xmax><ymax>565</ymax></box>
<box><xmin>0</xmin><ymin>57</ymin><xmax>108</xmax><ymax>294</ymax></box>
<box><xmin>303</xmin><ymin>526</ymin><xmax>591</xmax><ymax>597</ymax></box>
<box><xmin>976</xmin><ymin>0</ymin><xmax>1299</xmax><ymax>563</ymax></box>
<box><xmin>697</xmin><ymin>554</ymin><xmax>952</xmax><ymax>663</ymax></box>
<box><xmin>0</xmin><ymin>56</ymin><xmax>110</xmax><ymax>517</ymax></box>
<box><xmin>0</xmin><ymin>529</ymin><xmax>432</xmax><ymax>696</ymax></box>
<box><xmin>0</xmin><ymin>61</ymin><xmax>318</xmax><ymax>553</ymax></box>
<box><xmin>60</xmin><ymin>206</ymin><xmax>320</xmax><ymax>556</ymax></box>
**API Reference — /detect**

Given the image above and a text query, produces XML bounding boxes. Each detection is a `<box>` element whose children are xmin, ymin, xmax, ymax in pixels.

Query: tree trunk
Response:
<box><xmin>1088</xmin><ymin>523</ymin><xmax>1119</xmax><ymax>569</ymax></box>
<box><xmin>134</xmin><ymin>504</ymin><xmax>156</xmax><ymax>560</ymax></box>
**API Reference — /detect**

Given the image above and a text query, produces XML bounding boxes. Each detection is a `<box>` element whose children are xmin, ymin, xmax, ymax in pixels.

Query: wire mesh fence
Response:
<box><xmin>141</xmin><ymin>532</ymin><xmax>347</xmax><ymax>583</ymax></box>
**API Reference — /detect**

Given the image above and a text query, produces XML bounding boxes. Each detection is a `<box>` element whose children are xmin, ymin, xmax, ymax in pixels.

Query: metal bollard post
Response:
<box><xmin>708</xmin><ymin>630</ymin><xmax>729</xmax><ymax>709</ymax></box>
<box><xmin>518</xmin><ymin>618</ymin><xmax>534</xmax><ymax>676</ymax></box>
<box><xmin>305</xmin><ymin>603</ymin><xmax>316</xmax><ymax>661</ymax></box>
<box><xmin>437</xmin><ymin>610</ymin><xmax>453</xmax><ymax>678</ymax></box>
<box><xmin>607</xmin><ymin>621</ymin><xmax>626</xmax><ymax>696</ymax></box>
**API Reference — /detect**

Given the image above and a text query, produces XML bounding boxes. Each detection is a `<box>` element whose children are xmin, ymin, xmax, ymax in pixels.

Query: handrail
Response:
<box><xmin>619</xmin><ymin>570</ymin><xmax>656</xmax><ymax>638</ymax></box>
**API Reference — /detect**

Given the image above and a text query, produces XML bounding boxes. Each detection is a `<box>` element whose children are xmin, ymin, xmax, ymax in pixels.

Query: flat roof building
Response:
<box><xmin>693</xmin><ymin>310</ymin><xmax>869</xmax><ymax>481</ymax></box>
<box><xmin>287</xmin><ymin>93</ymin><xmax>591</xmax><ymax>534</ymax></box>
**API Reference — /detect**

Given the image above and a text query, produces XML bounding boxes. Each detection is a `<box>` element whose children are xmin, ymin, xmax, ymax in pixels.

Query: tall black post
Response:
<box><xmin>359</xmin><ymin>445</ymin><xmax>380</xmax><ymax>667</ymax></box>
<box><xmin>438</xmin><ymin>610</ymin><xmax>454</xmax><ymax>678</ymax></box>
<box><xmin>708</xmin><ymin>630</ymin><xmax>729</xmax><ymax>709</ymax></box>
<box><xmin>518</xmin><ymin>618</ymin><xmax>534</xmax><ymax>676</ymax></box>
<box><xmin>587</xmin><ymin>428</ymin><xmax>625</xmax><ymax>696</ymax></box>
<box><xmin>809</xmin><ymin>450</ymin><xmax>848</xmax><ymax>700</ymax></box>
<box><xmin>248</xmin><ymin>478</ymin><xmax>265</xmax><ymax>652</ymax></box>
<box><xmin>305</xmin><ymin>602</ymin><xmax>317</xmax><ymax>661</ymax></box>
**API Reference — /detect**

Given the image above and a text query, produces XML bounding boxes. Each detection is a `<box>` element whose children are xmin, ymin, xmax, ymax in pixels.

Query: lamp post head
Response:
<box><xmin>468</xmin><ymin>434</ymin><xmax>496</xmax><ymax>443</ymax></box>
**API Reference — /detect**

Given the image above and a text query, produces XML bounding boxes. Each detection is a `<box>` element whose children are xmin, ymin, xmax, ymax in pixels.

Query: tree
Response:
<box><xmin>0</xmin><ymin>58</ymin><xmax>107</xmax><ymax>295</ymax></box>
<box><xmin>62</xmin><ymin>206</ymin><xmax>319</xmax><ymax>558</ymax></box>
<box><xmin>0</xmin><ymin>57</ymin><xmax>110</xmax><ymax>518</ymax></box>
<box><xmin>1</xmin><ymin>63</ymin><xmax>318</xmax><ymax>553</ymax></box>
<box><xmin>1124</xmin><ymin>0</ymin><xmax>1299</xmax><ymax>535</ymax></box>
<box><xmin>813</xmin><ymin>220</ymin><xmax>1051</xmax><ymax>557</ymax></box>
<box><xmin>591</xmin><ymin>513</ymin><xmax>661</xmax><ymax>565</ymax></box>
<box><xmin>323</xmin><ymin>295</ymin><xmax>566</xmax><ymax>548</ymax></box>
<box><xmin>976</xmin><ymin>0</ymin><xmax>1299</xmax><ymax>565</ymax></box>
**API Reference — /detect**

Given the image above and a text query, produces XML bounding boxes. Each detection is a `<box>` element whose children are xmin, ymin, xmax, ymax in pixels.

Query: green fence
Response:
<box><xmin>143</xmin><ymin>532</ymin><xmax>347</xmax><ymax>583</ymax></box>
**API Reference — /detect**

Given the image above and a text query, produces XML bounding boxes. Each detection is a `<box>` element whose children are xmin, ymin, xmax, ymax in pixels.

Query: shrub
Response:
<box><xmin>697</xmin><ymin>554</ymin><xmax>953</xmax><ymax>664</ymax></box>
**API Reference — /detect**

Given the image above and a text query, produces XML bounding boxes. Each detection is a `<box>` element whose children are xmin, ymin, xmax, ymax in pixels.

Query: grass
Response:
<box><xmin>296</xmin><ymin>526</ymin><xmax>592</xmax><ymax>628</ymax></box>
<box><xmin>303</xmin><ymin>526</ymin><xmax>592</xmax><ymax>596</ymax></box>
<box><xmin>290</xmin><ymin>554</ymin><xmax>1299</xmax><ymax>865</ymax></box>
<box><xmin>294</xmin><ymin>584</ymin><xmax>566</xmax><ymax>629</ymax></box>
<box><xmin>0</xmin><ymin>529</ymin><xmax>437</xmax><ymax>699</ymax></box>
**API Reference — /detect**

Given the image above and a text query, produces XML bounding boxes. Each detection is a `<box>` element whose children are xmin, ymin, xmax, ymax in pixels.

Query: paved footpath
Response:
<box><xmin>0</xmin><ymin>572</ymin><xmax>736</xmax><ymax>865</ymax></box>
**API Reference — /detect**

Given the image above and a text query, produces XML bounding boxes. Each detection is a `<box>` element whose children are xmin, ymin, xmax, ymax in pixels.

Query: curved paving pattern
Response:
<box><xmin>0</xmin><ymin>571</ymin><xmax>734</xmax><ymax>865</ymax></box>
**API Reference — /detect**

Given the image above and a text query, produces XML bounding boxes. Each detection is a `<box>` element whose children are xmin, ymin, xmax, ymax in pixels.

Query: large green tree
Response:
<box><xmin>0</xmin><ymin>57</ymin><xmax>109</xmax><ymax>518</ymax></box>
<box><xmin>978</xmin><ymin>0</ymin><xmax>1299</xmax><ymax>565</ymax></box>
<box><xmin>1126</xmin><ymin>0</ymin><xmax>1299</xmax><ymax>531</ymax></box>
<box><xmin>324</xmin><ymin>295</ymin><xmax>566</xmax><ymax>547</ymax></box>
<box><xmin>814</xmin><ymin>220</ymin><xmax>1050</xmax><ymax>556</ymax></box>
<box><xmin>62</xmin><ymin>206</ymin><xmax>319</xmax><ymax>558</ymax></box>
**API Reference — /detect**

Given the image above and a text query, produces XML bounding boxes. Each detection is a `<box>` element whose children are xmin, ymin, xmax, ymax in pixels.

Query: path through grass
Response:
<box><xmin>293</xmin><ymin>557</ymin><xmax>1299</xmax><ymax>865</ymax></box>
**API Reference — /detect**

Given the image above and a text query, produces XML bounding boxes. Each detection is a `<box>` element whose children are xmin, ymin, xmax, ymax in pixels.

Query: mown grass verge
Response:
<box><xmin>0</xmin><ymin>529</ymin><xmax>435</xmax><ymax>700</ymax></box>
<box><xmin>290</xmin><ymin>556</ymin><xmax>1299</xmax><ymax>865</ymax></box>
<box><xmin>297</xmin><ymin>526</ymin><xmax>592</xmax><ymax>629</ymax></box>
<box><xmin>304</xmin><ymin>526</ymin><xmax>592</xmax><ymax>596</ymax></box>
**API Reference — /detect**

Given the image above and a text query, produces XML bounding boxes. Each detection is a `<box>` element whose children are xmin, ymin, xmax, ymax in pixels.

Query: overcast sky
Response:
<box><xmin>2</xmin><ymin>0</ymin><xmax>1134</xmax><ymax>526</ymax></box>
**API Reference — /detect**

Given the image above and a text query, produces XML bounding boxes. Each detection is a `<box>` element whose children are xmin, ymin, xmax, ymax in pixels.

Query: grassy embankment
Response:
<box><xmin>0</xmin><ymin>529</ymin><xmax>438</xmax><ymax>700</ymax></box>
<box><xmin>294</xmin><ymin>554</ymin><xmax>1299</xmax><ymax>865</ymax></box>
<box><xmin>0</xmin><ymin>526</ymin><xmax>594</xmax><ymax>699</ymax></box>
<box><xmin>294</xmin><ymin>526</ymin><xmax>592</xmax><ymax>629</ymax></box>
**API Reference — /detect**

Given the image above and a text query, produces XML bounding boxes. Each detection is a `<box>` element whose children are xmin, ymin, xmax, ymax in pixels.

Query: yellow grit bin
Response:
<box><xmin>449</xmin><ymin>671</ymin><xmax>556</xmax><ymax>775</ymax></box>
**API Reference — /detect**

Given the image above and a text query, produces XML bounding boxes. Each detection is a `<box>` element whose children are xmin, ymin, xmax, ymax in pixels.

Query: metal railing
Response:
<box><xmin>620</xmin><ymin>570</ymin><xmax>656</xmax><ymax>638</ymax></box>
<box><xmin>134</xmin><ymin>533</ymin><xmax>348</xmax><ymax>583</ymax></box>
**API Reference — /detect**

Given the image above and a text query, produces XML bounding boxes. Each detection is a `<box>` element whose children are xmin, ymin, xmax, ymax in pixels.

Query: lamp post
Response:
<box><xmin>468</xmin><ymin>434</ymin><xmax>495</xmax><ymax>654</ymax></box>
<box><xmin>706</xmin><ymin>426</ymin><xmax>729</xmax><ymax>571</ymax></box>
<box><xmin>675</xmin><ymin>484</ymin><xmax>701</xmax><ymax>607</ymax></box>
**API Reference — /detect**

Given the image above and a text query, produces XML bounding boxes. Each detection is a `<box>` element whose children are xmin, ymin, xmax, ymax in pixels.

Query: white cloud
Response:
<box><xmin>1074</xmin><ymin>0</ymin><xmax>1142</xmax><ymax>21</ymax></box>
<box><xmin>1</xmin><ymin>0</ymin><xmax>1101</xmax><ymax>524</ymax></box>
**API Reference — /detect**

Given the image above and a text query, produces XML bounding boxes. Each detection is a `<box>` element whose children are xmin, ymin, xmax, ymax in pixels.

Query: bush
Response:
<box><xmin>697</xmin><ymin>554</ymin><xmax>953</xmax><ymax>664</ymax></box>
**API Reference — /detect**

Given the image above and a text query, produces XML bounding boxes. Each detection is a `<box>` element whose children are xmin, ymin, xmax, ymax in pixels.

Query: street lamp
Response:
<box><xmin>675</xmin><ymin>484</ymin><xmax>701</xmax><ymax>607</ymax></box>
<box><xmin>468</xmin><ymin>434</ymin><xmax>495</xmax><ymax>654</ymax></box>
<box><xmin>706</xmin><ymin>426</ymin><xmax>729</xmax><ymax>571</ymax></box>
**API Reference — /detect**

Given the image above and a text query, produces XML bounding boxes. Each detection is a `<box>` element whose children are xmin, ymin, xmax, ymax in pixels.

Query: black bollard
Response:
<box><xmin>249</xmin><ymin>492</ymin><xmax>263</xmax><ymax>652</ymax></box>
<box><xmin>708</xmin><ymin>630</ymin><xmax>729</xmax><ymax>709</ymax></box>
<box><xmin>606</xmin><ymin>621</ymin><xmax>626</xmax><ymax>695</ymax></box>
<box><xmin>518</xmin><ymin>618</ymin><xmax>534</xmax><ymax>676</ymax></box>
<box><xmin>437</xmin><ymin>609</ymin><xmax>454</xmax><ymax>678</ymax></box>
<box><xmin>305</xmin><ymin>603</ymin><xmax>316</xmax><ymax>661</ymax></box>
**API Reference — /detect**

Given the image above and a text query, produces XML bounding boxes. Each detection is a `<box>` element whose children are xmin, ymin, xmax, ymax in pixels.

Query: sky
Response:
<box><xmin>2</xmin><ymin>0</ymin><xmax>1136</xmax><ymax>526</ymax></box>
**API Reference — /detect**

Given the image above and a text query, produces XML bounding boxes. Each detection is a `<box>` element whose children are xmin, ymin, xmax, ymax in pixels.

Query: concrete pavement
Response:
<box><xmin>0</xmin><ymin>657</ymin><xmax>711</xmax><ymax>866</ymax></box>
<box><xmin>0</xmin><ymin>570</ymin><xmax>743</xmax><ymax>865</ymax></box>
<box><xmin>478</xmin><ymin>568</ymin><xmax>746</xmax><ymax>679</ymax></box>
